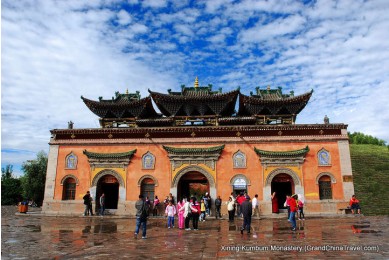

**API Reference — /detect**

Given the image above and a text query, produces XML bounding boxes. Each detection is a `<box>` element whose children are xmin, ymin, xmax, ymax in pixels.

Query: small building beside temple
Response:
<box><xmin>42</xmin><ymin>78</ymin><xmax>355</xmax><ymax>216</ymax></box>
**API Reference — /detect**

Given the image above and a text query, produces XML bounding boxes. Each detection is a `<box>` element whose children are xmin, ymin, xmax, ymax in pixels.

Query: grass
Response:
<box><xmin>350</xmin><ymin>144</ymin><xmax>389</xmax><ymax>215</ymax></box>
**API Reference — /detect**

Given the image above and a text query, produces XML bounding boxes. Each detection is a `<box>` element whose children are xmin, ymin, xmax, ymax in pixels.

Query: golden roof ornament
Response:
<box><xmin>126</xmin><ymin>88</ymin><xmax>129</xmax><ymax>94</ymax></box>
<box><xmin>194</xmin><ymin>76</ymin><xmax>199</xmax><ymax>88</ymax></box>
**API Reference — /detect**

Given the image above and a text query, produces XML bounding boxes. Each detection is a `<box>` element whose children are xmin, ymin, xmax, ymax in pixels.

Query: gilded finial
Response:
<box><xmin>194</xmin><ymin>76</ymin><xmax>199</xmax><ymax>88</ymax></box>
<box><xmin>126</xmin><ymin>88</ymin><xmax>129</xmax><ymax>94</ymax></box>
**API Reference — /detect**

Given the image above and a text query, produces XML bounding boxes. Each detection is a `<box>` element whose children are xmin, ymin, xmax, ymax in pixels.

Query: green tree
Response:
<box><xmin>348</xmin><ymin>132</ymin><xmax>386</xmax><ymax>146</ymax></box>
<box><xmin>1</xmin><ymin>165</ymin><xmax>23</xmax><ymax>205</ymax></box>
<box><xmin>21</xmin><ymin>151</ymin><xmax>48</xmax><ymax>206</ymax></box>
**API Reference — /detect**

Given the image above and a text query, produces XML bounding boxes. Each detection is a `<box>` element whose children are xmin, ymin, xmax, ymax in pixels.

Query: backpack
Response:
<box><xmin>140</xmin><ymin>202</ymin><xmax>149</xmax><ymax>221</ymax></box>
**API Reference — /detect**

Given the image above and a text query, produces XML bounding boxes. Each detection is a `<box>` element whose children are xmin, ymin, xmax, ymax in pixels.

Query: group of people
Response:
<box><xmin>83</xmin><ymin>190</ymin><xmax>362</xmax><ymax>239</ymax></box>
<box><xmin>82</xmin><ymin>191</ymin><xmax>105</xmax><ymax>216</ymax></box>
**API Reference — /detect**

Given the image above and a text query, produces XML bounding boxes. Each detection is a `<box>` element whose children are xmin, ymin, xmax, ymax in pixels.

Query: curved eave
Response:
<box><xmin>254</xmin><ymin>146</ymin><xmax>309</xmax><ymax>157</ymax></box>
<box><xmin>240</xmin><ymin>90</ymin><xmax>313</xmax><ymax>105</ymax></box>
<box><xmin>149</xmin><ymin>89</ymin><xmax>239</xmax><ymax>102</ymax></box>
<box><xmin>81</xmin><ymin>96</ymin><xmax>159</xmax><ymax>118</ymax></box>
<box><xmin>83</xmin><ymin>149</ymin><xmax>137</xmax><ymax>159</ymax></box>
<box><xmin>162</xmin><ymin>144</ymin><xmax>225</xmax><ymax>154</ymax></box>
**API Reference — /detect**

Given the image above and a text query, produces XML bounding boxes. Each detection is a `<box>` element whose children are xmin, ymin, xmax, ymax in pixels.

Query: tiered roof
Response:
<box><xmin>81</xmin><ymin>90</ymin><xmax>160</xmax><ymax>128</ymax></box>
<box><xmin>239</xmin><ymin>86</ymin><xmax>313</xmax><ymax>124</ymax></box>
<box><xmin>149</xmin><ymin>84</ymin><xmax>239</xmax><ymax>118</ymax></box>
<box><xmin>81</xmin><ymin>79</ymin><xmax>313</xmax><ymax>128</ymax></box>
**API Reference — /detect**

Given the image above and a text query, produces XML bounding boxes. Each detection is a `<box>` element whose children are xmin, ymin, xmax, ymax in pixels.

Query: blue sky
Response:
<box><xmin>2</xmin><ymin>0</ymin><xmax>389</xmax><ymax>176</ymax></box>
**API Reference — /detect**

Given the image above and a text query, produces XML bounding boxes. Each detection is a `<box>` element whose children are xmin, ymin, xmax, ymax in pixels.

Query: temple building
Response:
<box><xmin>42</xmin><ymin>78</ymin><xmax>355</xmax><ymax>215</ymax></box>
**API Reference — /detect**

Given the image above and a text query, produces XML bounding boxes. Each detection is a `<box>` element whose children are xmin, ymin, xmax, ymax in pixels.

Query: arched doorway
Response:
<box><xmin>177</xmin><ymin>171</ymin><xmax>209</xmax><ymax>202</ymax></box>
<box><xmin>96</xmin><ymin>174</ymin><xmax>119</xmax><ymax>210</ymax></box>
<box><xmin>271</xmin><ymin>173</ymin><xmax>294</xmax><ymax>210</ymax></box>
<box><xmin>140</xmin><ymin>178</ymin><xmax>155</xmax><ymax>201</ymax></box>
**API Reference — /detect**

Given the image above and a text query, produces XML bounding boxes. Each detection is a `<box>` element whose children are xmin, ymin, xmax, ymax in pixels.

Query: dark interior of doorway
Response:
<box><xmin>177</xmin><ymin>172</ymin><xmax>209</xmax><ymax>202</ymax></box>
<box><xmin>97</xmin><ymin>183</ymin><xmax>119</xmax><ymax>209</ymax></box>
<box><xmin>271</xmin><ymin>182</ymin><xmax>292</xmax><ymax>209</ymax></box>
<box><xmin>232</xmin><ymin>188</ymin><xmax>247</xmax><ymax>197</ymax></box>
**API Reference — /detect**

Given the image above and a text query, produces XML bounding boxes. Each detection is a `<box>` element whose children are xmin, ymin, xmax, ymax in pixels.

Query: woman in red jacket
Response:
<box><xmin>288</xmin><ymin>194</ymin><xmax>298</xmax><ymax>231</ymax></box>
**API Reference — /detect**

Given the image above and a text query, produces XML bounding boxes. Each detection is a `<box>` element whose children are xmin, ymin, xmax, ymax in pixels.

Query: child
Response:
<box><xmin>200</xmin><ymin>199</ymin><xmax>206</xmax><ymax>221</ymax></box>
<box><xmin>165</xmin><ymin>200</ymin><xmax>177</xmax><ymax>228</ymax></box>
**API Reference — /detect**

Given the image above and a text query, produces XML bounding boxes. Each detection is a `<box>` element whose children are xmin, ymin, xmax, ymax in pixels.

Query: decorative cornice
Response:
<box><xmin>51</xmin><ymin>123</ymin><xmax>348</xmax><ymax>135</ymax></box>
<box><xmin>254</xmin><ymin>146</ymin><xmax>309</xmax><ymax>157</ymax></box>
<box><xmin>83</xmin><ymin>149</ymin><xmax>136</xmax><ymax>159</ymax></box>
<box><xmin>163</xmin><ymin>145</ymin><xmax>224</xmax><ymax>170</ymax></box>
<box><xmin>83</xmin><ymin>149</ymin><xmax>136</xmax><ymax>170</ymax></box>
<box><xmin>162</xmin><ymin>145</ymin><xmax>225</xmax><ymax>155</ymax></box>
<box><xmin>255</xmin><ymin>146</ymin><xmax>309</xmax><ymax>168</ymax></box>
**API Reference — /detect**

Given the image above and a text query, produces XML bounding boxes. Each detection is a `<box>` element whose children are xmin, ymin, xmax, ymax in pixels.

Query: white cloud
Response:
<box><xmin>2</xmin><ymin>0</ymin><xmax>389</xmax><ymax>174</ymax></box>
<box><xmin>240</xmin><ymin>14</ymin><xmax>306</xmax><ymax>43</ymax></box>
<box><xmin>117</xmin><ymin>9</ymin><xmax>132</xmax><ymax>25</ymax></box>
<box><xmin>142</xmin><ymin>0</ymin><xmax>167</xmax><ymax>9</ymax></box>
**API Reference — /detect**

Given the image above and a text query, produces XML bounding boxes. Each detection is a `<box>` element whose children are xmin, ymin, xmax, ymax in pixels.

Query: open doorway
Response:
<box><xmin>271</xmin><ymin>173</ymin><xmax>293</xmax><ymax>209</ymax></box>
<box><xmin>96</xmin><ymin>175</ymin><xmax>119</xmax><ymax>210</ymax></box>
<box><xmin>177</xmin><ymin>171</ymin><xmax>209</xmax><ymax>202</ymax></box>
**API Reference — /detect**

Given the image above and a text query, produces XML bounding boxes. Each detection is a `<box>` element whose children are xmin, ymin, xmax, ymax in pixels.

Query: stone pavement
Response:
<box><xmin>2</xmin><ymin>207</ymin><xmax>388</xmax><ymax>259</ymax></box>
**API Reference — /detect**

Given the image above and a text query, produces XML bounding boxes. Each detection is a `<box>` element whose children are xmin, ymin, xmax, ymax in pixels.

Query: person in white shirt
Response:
<box><xmin>252</xmin><ymin>194</ymin><xmax>260</xmax><ymax>218</ymax></box>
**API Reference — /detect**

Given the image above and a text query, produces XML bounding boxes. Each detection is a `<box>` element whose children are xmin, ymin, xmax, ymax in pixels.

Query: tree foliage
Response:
<box><xmin>20</xmin><ymin>151</ymin><xmax>48</xmax><ymax>206</ymax></box>
<box><xmin>1</xmin><ymin>165</ymin><xmax>23</xmax><ymax>205</ymax></box>
<box><xmin>348</xmin><ymin>132</ymin><xmax>387</xmax><ymax>146</ymax></box>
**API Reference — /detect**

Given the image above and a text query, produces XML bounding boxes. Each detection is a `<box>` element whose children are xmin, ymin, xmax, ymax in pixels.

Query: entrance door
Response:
<box><xmin>177</xmin><ymin>171</ymin><xmax>209</xmax><ymax>202</ymax></box>
<box><xmin>232</xmin><ymin>177</ymin><xmax>247</xmax><ymax>196</ymax></box>
<box><xmin>271</xmin><ymin>174</ymin><xmax>293</xmax><ymax>209</ymax></box>
<box><xmin>96</xmin><ymin>175</ymin><xmax>119</xmax><ymax>210</ymax></box>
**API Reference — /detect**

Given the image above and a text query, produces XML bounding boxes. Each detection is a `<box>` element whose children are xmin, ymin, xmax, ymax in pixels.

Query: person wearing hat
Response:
<box><xmin>240</xmin><ymin>195</ymin><xmax>252</xmax><ymax>234</ymax></box>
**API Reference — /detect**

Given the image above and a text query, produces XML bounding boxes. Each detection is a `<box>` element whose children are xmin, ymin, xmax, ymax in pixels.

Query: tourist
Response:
<box><xmin>215</xmin><ymin>196</ymin><xmax>222</xmax><ymax>219</ymax></box>
<box><xmin>153</xmin><ymin>195</ymin><xmax>160</xmax><ymax>216</ymax></box>
<box><xmin>83</xmin><ymin>191</ymin><xmax>93</xmax><ymax>216</ymax></box>
<box><xmin>227</xmin><ymin>197</ymin><xmax>235</xmax><ymax>222</ymax></box>
<box><xmin>252</xmin><ymin>194</ymin><xmax>260</xmax><ymax>218</ymax></box>
<box><xmin>163</xmin><ymin>196</ymin><xmax>170</xmax><ymax>209</ymax></box>
<box><xmin>240</xmin><ymin>195</ymin><xmax>252</xmax><ymax>234</ymax></box>
<box><xmin>168</xmin><ymin>193</ymin><xmax>175</xmax><ymax>204</ymax></box>
<box><xmin>271</xmin><ymin>192</ymin><xmax>279</xmax><ymax>213</ymax></box>
<box><xmin>297</xmin><ymin>194</ymin><xmax>305</xmax><ymax>220</ymax></box>
<box><xmin>200</xmin><ymin>199</ymin><xmax>206</xmax><ymax>221</ymax></box>
<box><xmin>236</xmin><ymin>193</ymin><xmax>245</xmax><ymax>217</ymax></box>
<box><xmin>284</xmin><ymin>195</ymin><xmax>291</xmax><ymax>219</ymax></box>
<box><xmin>165</xmin><ymin>200</ymin><xmax>176</xmax><ymax>228</ymax></box>
<box><xmin>183</xmin><ymin>198</ymin><xmax>197</xmax><ymax>230</ymax></box>
<box><xmin>145</xmin><ymin>196</ymin><xmax>151</xmax><ymax>215</ymax></box>
<box><xmin>192</xmin><ymin>197</ymin><xmax>200</xmax><ymax>230</ymax></box>
<box><xmin>349</xmin><ymin>195</ymin><xmax>361</xmax><ymax>214</ymax></box>
<box><xmin>134</xmin><ymin>195</ymin><xmax>148</xmax><ymax>239</ymax></box>
<box><xmin>176</xmin><ymin>198</ymin><xmax>185</xmax><ymax>229</ymax></box>
<box><xmin>203</xmin><ymin>192</ymin><xmax>211</xmax><ymax>216</ymax></box>
<box><xmin>99</xmin><ymin>193</ymin><xmax>105</xmax><ymax>216</ymax></box>
<box><xmin>288</xmin><ymin>194</ymin><xmax>298</xmax><ymax>231</ymax></box>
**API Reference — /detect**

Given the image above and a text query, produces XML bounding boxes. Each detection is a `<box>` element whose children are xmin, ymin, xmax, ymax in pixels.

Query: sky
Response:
<box><xmin>2</xmin><ymin>0</ymin><xmax>389</xmax><ymax>176</ymax></box>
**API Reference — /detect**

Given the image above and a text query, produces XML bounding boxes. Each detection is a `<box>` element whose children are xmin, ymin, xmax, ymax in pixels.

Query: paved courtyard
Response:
<box><xmin>2</xmin><ymin>206</ymin><xmax>388</xmax><ymax>259</ymax></box>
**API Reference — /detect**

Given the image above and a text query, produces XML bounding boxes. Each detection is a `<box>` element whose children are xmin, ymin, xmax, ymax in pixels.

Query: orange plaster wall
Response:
<box><xmin>54</xmin><ymin>139</ymin><xmax>346</xmax><ymax>202</ymax></box>
<box><xmin>125</xmin><ymin>144</ymin><xmax>171</xmax><ymax>201</ymax></box>
<box><xmin>55</xmin><ymin>146</ymin><xmax>92</xmax><ymax>200</ymax></box>
<box><xmin>301</xmin><ymin>142</ymin><xmax>344</xmax><ymax>200</ymax></box>
<box><xmin>216</xmin><ymin>143</ymin><xmax>263</xmax><ymax>201</ymax></box>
